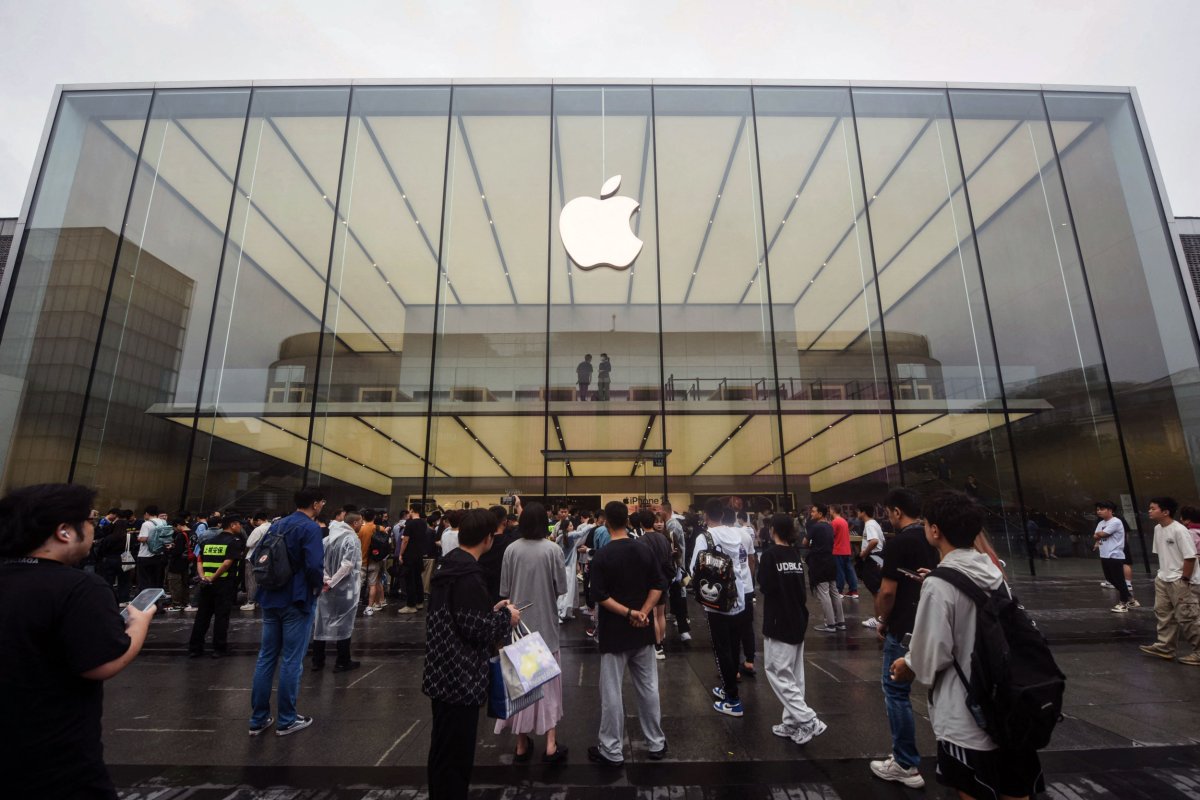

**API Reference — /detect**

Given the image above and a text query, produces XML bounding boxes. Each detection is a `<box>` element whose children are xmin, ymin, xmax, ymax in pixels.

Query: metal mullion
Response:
<box><xmin>303</xmin><ymin>87</ymin><xmax>355</xmax><ymax>483</ymax></box>
<box><xmin>649</xmin><ymin>89</ymin><xmax>669</xmax><ymax>503</ymax></box>
<box><xmin>178</xmin><ymin>91</ymin><xmax>254</xmax><ymax>510</ymax></box>
<box><xmin>420</xmin><ymin>86</ymin><xmax>457</xmax><ymax>509</ymax></box>
<box><xmin>544</xmin><ymin>87</ymin><xmax>555</xmax><ymax>499</ymax></box>
<box><xmin>748</xmin><ymin>86</ymin><xmax>790</xmax><ymax>509</ymax></box>
<box><xmin>847</xmin><ymin>89</ymin><xmax>904</xmax><ymax>484</ymax></box>
<box><xmin>1039</xmin><ymin>91</ymin><xmax>1148</xmax><ymax>573</ymax></box>
<box><xmin>945</xmin><ymin>90</ymin><xmax>1035</xmax><ymax>577</ymax></box>
<box><xmin>68</xmin><ymin>90</ymin><xmax>157</xmax><ymax>484</ymax></box>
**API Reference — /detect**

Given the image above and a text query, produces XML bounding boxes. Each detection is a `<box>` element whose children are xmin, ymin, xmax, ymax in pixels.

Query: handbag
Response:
<box><xmin>487</xmin><ymin>656</ymin><xmax>544</xmax><ymax>719</ymax></box>
<box><xmin>498</xmin><ymin>622</ymin><xmax>561</xmax><ymax>699</ymax></box>
<box><xmin>120</xmin><ymin>533</ymin><xmax>136</xmax><ymax>572</ymax></box>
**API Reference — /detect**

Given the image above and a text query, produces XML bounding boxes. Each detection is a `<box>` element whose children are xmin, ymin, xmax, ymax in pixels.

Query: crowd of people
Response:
<box><xmin>3</xmin><ymin>480</ymin><xmax>1199</xmax><ymax>800</ymax></box>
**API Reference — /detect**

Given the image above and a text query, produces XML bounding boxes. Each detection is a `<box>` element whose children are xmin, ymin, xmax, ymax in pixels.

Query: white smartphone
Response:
<box><xmin>122</xmin><ymin>587</ymin><xmax>164</xmax><ymax>621</ymax></box>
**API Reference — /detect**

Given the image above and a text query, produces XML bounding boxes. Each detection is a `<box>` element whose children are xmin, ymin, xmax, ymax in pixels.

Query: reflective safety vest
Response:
<box><xmin>201</xmin><ymin>539</ymin><xmax>234</xmax><ymax>579</ymax></box>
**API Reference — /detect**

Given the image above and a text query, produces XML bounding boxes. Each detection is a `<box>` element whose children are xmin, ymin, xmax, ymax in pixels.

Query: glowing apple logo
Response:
<box><xmin>558</xmin><ymin>175</ymin><xmax>643</xmax><ymax>270</ymax></box>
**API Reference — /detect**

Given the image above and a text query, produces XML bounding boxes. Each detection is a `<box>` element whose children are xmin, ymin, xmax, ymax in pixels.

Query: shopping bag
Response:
<box><xmin>498</xmin><ymin>623</ymin><xmax>561</xmax><ymax>698</ymax></box>
<box><xmin>120</xmin><ymin>533</ymin><xmax>136</xmax><ymax>573</ymax></box>
<box><xmin>487</xmin><ymin>655</ymin><xmax>544</xmax><ymax>719</ymax></box>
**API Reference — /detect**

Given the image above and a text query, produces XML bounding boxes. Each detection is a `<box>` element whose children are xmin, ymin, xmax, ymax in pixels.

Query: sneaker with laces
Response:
<box><xmin>791</xmin><ymin>718</ymin><xmax>827</xmax><ymax>745</ymax></box>
<box><xmin>1179</xmin><ymin>652</ymin><xmax>1200</xmax><ymax>666</ymax></box>
<box><xmin>713</xmin><ymin>700</ymin><xmax>744</xmax><ymax>717</ymax></box>
<box><xmin>869</xmin><ymin>755</ymin><xmax>925</xmax><ymax>788</ymax></box>
<box><xmin>814</xmin><ymin>623</ymin><xmax>838</xmax><ymax>633</ymax></box>
<box><xmin>1127</xmin><ymin>596</ymin><xmax>1141</xmax><ymax>608</ymax></box>
<box><xmin>1139</xmin><ymin>643</ymin><xmax>1175</xmax><ymax>660</ymax></box>
<box><xmin>835</xmin><ymin>622</ymin><xmax>847</xmax><ymax>631</ymax></box>
<box><xmin>276</xmin><ymin>715</ymin><xmax>313</xmax><ymax>736</ymax></box>
<box><xmin>772</xmin><ymin>723</ymin><xmax>798</xmax><ymax>739</ymax></box>
<box><xmin>1110</xmin><ymin>603</ymin><xmax>1128</xmax><ymax>613</ymax></box>
<box><xmin>240</xmin><ymin>602</ymin><xmax>257</xmax><ymax>611</ymax></box>
<box><xmin>711</xmin><ymin>686</ymin><xmax>726</xmax><ymax>701</ymax></box>
<box><xmin>654</xmin><ymin>645</ymin><xmax>666</xmax><ymax>661</ymax></box>
<box><xmin>862</xmin><ymin>616</ymin><xmax>880</xmax><ymax>629</ymax></box>
<box><xmin>248</xmin><ymin>716</ymin><xmax>273</xmax><ymax>736</ymax></box>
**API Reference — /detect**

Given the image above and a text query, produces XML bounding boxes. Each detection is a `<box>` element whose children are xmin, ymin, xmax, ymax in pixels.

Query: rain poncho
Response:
<box><xmin>312</xmin><ymin>521</ymin><xmax>362</xmax><ymax>641</ymax></box>
<box><xmin>556</xmin><ymin>527</ymin><xmax>586</xmax><ymax>620</ymax></box>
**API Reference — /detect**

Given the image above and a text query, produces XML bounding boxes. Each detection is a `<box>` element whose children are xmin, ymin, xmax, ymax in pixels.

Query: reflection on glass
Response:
<box><xmin>0</xmin><ymin>90</ymin><xmax>152</xmax><ymax>490</ymax></box>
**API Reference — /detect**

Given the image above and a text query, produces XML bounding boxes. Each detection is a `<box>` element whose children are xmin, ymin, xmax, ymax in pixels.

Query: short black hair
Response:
<box><xmin>445</xmin><ymin>509</ymin><xmax>465</xmax><ymax>529</ymax></box>
<box><xmin>489</xmin><ymin>505</ymin><xmax>508</xmax><ymax>529</ymax></box>
<box><xmin>1094</xmin><ymin>500</ymin><xmax>1117</xmax><ymax>512</ymax></box>
<box><xmin>1179</xmin><ymin>505</ymin><xmax>1200</xmax><ymax>524</ymax></box>
<box><xmin>884</xmin><ymin>487</ymin><xmax>922</xmax><ymax>519</ymax></box>
<box><xmin>458</xmin><ymin>508</ymin><xmax>496</xmax><ymax>548</ymax></box>
<box><xmin>223</xmin><ymin>517</ymin><xmax>244</xmax><ymax>530</ymax></box>
<box><xmin>1150</xmin><ymin>496</ymin><xmax>1179</xmax><ymax>517</ymax></box>
<box><xmin>361</xmin><ymin>508</ymin><xmax>376</xmax><ymax>522</ymax></box>
<box><xmin>703</xmin><ymin>497</ymin><xmax>725</xmax><ymax>521</ymax></box>
<box><xmin>144</xmin><ymin>505</ymin><xmax>160</xmax><ymax>516</ymax></box>
<box><xmin>811</xmin><ymin>502</ymin><xmax>829</xmax><ymax>517</ymax></box>
<box><xmin>518</xmin><ymin>503</ymin><xmax>549</xmax><ymax>539</ymax></box>
<box><xmin>410</xmin><ymin>503</ymin><xmax>424</xmax><ymax>514</ymax></box>
<box><xmin>605</xmin><ymin>500</ymin><xmax>629</xmax><ymax>530</ymax></box>
<box><xmin>856</xmin><ymin>502</ymin><xmax>874</xmax><ymax>517</ymax></box>
<box><xmin>342</xmin><ymin>504</ymin><xmax>358</xmax><ymax>514</ymax></box>
<box><xmin>107</xmin><ymin>507</ymin><xmax>121</xmax><ymax>516</ymax></box>
<box><xmin>0</xmin><ymin>483</ymin><xmax>96</xmax><ymax>557</ymax></box>
<box><xmin>294</xmin><ymin>486</ymin><xmax>326</xmax><ymax>509</ymax></box>
<box><xmin>770</xmin><ymin>513</ymin><xmax>797</xmax><ymax>544</ymax></box>
<box><xmin>922</xmin><ymin>490</ymin><xmax>983</xmax><ymax>548</ymax></box>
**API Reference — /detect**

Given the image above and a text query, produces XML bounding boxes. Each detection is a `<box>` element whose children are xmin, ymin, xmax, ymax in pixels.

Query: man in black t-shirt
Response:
<box><xmin>0</xmin><ymin>484</ymin><xmax>155</xmax><ymax>799</ymax></box>
<box><xmin>870</xmin><ymin>487</ymin><xmax>938</xmax><ymax>789</ymax></box>
<box><xmin>188</xmin><ymin>518</ymin><xmax>246</xmax><ymax>657</ymax></box>
<box><xmin>399</xmin><ymin>509</ymin><xmax>432</xmax><ymax>612</ymax></box>
<box><xmin>587</xmin><ymin>501</ymin><xmax>667</xmax><ymax>766</ymax></box>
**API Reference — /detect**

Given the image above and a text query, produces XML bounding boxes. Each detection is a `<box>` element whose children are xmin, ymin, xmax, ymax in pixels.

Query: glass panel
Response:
<box><xmin>187</xmin><ymin>86</ymin><xmax>351</xmax><ymax>513</ymax></box>
<box><xmin>548</xmin><ymin>85</ymin><xmax>665</xmax><ymax>503</ymax></box>
<box><xmin>753</xmin><ymin>86</ymin><xmax>897</xmax><ymax>509</ymax></box>
<box><xmin>309</xmin><ymin>86</ymin><xmax>451</xmax><ymax>510</ymax></box>
<box><xmin>425</xmin><ymin>87</ymin><xmax>551</xmax><ymax>508</ymax></box>
<box><xmin>853</xmin><ymin>87</ymin><xmax>1018</xmax><ymax>552</ymax></box>
<box><xmin>654</xmin><ymin>86</ymin><xmax>784</xmax><ymax>513</ymax></box>
<box><xmin>71</xmin><ymin>88</ymin><xmax>251</xmax><ymax>510</ymax></box>
<box><xmin>1046</xmin><ymin>91</ymin><xmax>1200</xmax><ymax>554</ymax></box>
<box><xmin>950</xmin><ymin>88</ymin><xmax>1130</xmax><ymax>550</ymax></box>
<box><xmin>0</xmin><ymin>90</ymin><xmax>152</xmax><ymax>492</ymax></box>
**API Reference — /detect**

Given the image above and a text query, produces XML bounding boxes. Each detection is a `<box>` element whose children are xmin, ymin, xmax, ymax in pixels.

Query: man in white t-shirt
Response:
<box><xmin>1139</xmin><ymin>497</ymin><xmax>1200</xmax><ymax>665</ymax></box>
<box><xmin>1093</xmin><ymin>501</ymin><xmax>1132</xmax><ymax>612</ymax></box>
<box><xmin>241</xmin><ymin>511</ymin><xmax>272</xmax><ymax>611</ymax></box>
<box><xmin>856</xmin><ymin>503</ymin><xmax>886</xmax><ymax>629</ymax></box>
<box><xmin>691</xmin><ymin>499</ymin><xmax>754</xmax><ymax>718</ymax></box>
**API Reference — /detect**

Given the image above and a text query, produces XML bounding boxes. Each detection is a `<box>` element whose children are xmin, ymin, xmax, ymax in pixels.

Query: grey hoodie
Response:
<box><xmin>903</xmin><ymin>547</ymin><xmax>1004</xmax><ymax>751</ymax></box>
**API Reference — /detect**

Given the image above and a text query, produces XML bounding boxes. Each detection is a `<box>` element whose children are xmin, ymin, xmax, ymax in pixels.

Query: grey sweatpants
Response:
<box><xmin>814</xmin><ymin>580</ymin><xmax>844</xmax><ymax>626</ymax></box>
<box><xmin>598</xmin><ymin>645</ymin><xmax>666</xmax><ymax>761</ymax></box>
<box><xmin>764</xmin><ymin>638</ymin><xmax>818</xmax><ymax>729</ymax></box>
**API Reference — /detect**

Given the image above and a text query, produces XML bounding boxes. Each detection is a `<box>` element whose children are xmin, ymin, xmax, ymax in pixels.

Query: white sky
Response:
<box><xmin>1</xmin><ymin>0</ymin><xmax>1197</xmax><ymax>216</ymax></box>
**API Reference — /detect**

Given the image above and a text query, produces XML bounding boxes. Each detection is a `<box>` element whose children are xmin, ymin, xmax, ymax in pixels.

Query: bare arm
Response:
<box><xmin>81</xmin><ymin>605</ymin><xmax>154</xmax><ymax>681</ymax></box>
<box><xmin>874</xmin><ymin>577</ymin><xmax>898</xmax><ymax>626</ymax></box>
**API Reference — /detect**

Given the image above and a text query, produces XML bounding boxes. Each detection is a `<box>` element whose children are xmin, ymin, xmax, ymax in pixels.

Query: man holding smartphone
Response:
<box><xmin>0</xmin><ymin>483</ymin><xmax>156</xmax><ymax>799</ymax></box>
<box><xmin>870</xmin><ymin>487</ymin><xmax>937</xmax><ymax>789</ymax></box>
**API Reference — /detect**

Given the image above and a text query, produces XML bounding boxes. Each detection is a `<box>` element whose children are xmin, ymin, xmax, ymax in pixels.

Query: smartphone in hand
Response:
<box><xmin>122</xmin><ymin>588</ymin><xmax>164</xmax><ymax>621</ymax></box>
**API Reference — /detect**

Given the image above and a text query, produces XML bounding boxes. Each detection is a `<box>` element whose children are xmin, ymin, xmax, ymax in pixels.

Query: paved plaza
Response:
<box><xmin>108</xmin><ymin>564</ymin><xmax>1200</xmax><ymax>799</ymax></box>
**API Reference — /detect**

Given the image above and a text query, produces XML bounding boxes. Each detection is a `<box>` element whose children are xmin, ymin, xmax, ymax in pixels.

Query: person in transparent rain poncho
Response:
<box><xmin>557</xmin><ymin>516</ymin><xmax>587</xmax><ymax>622</ymax></box>
<box><xmin>311</xmin><ymin>510</ymin><xmax>363</xmax><ymax>672</ymax></box>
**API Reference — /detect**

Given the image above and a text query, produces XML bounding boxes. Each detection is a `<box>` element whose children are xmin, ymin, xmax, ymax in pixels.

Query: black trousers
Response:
<box><xmin>188</xmin><ymin>579</ymin><xmax>236</xmax><ymax>654</ymax></box>
<box><xmin>312</xmin><ymin>637</ymin><xmax>352</xmax><ymax>667</ymax></box>
<box><xmin>738</xmin><ymin>592</ymin><xmax>755</xmax><ymax>664</ymax></box>
<box><xmin>405</xmin><ymin>560</ymin><xmax>425</xmax><ymax>607</ymax></box>
<box><xmin>135</xmin><ymin>555</ymin><xmax>165</xmax><ymax>593</ymax></box>
<box><xmin>1101</xmin><ymin>557</ymin><xmax>1131</xmax><ymax>602</ymax></box>
<box><xmin>428</xmin><ymin>699</ymin><xmax>480</xmax><ymax>800</ymax></box>
<box><xmin>99</xmin><ymin>558</ymin><xmax>132</xmax><ymax>602</ymax></box>
<box><xmin>707</xmin><ymin>611</ymin><xmax>741</xmax><ymax>702</ymax></box>
<box><xmin>668</xmin><ymin>579</ymin><xmax>690</xmax><ymax>633</ymax></box>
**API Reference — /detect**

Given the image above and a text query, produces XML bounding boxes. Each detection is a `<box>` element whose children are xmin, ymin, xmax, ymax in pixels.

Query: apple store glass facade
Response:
<box><xmin>2</xmin><ymin>81</ymin><xmax>1199</xmax><ymax>571</ymax></box>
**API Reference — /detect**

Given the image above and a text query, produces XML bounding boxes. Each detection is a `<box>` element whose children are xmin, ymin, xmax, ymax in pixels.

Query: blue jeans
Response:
<box><xmin>835</xmin><ymin>555</ymin><xmax>858</xmax><ymax>593</ymax></box>
<box><xmin>881</xmin><ymin>633</ymin><xmax>920</xmax><ymax>769</ymax></box>
<box><xmin>250</xmin><ymin>604</ymin><xmax>312</xmax><ymax>728</ymax></box>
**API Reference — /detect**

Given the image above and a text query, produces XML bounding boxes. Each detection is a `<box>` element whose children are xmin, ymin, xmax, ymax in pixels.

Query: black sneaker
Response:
<box><xmin>587</xmin><ymin>745</ymin><xmax>623</xmax><ymax>767</ymax></box>
<box><xmin>248</xmin><ymin>716</ymin><xmax>273</xmax><ymax>737</ymax></box>
<box><xmin>648</xmin><ymin>742</ymin><xmax>669</xmax><ymax>761</ymax></box>
<box><xmin>332</xmin><ymin>660</ymin><xmax>361</xmax><ymax>673</ymax></box>
<box><xmin>276</xmin><ymin>715</ymin><xmax>313</xmax><ymax>736</ymax></box>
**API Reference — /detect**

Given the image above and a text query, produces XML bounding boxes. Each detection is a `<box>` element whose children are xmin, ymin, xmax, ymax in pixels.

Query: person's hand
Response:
<box><xmin>506</xmin><ymin>604</ymin><xmax>522</xmax><ymax>628</ymax></box>
<box><xmin>493</xmin><ymin>599</ymin><xmax>512</xmax><ymax>612</ymax></box>
<box><xmin>322</xmin><ymin>582</ymin><xmax>331</xmax><ymax>593</ymax></box>
<box><xmin>916</xmin><ymin>568</ymin><xmax>931</xmax><ymax>578</ymax></box>
<box><xmin>876</xmin><ymin>621</ymin><xmax>888</xmax><ymax>642</ymax></box>
<box><xmin>123</xmin><ymin>603</ymin><xmax>155</xmax><ymax>628</ymax></box>
<box><xmin>629</xmin><ymin>609</ymin><xmax>648</xmax><ymax>627</ymax></box>
<box><xmin>889</xmin><ymin>656</ymin><xmax>914</xmax><ymax>683</ymax></box>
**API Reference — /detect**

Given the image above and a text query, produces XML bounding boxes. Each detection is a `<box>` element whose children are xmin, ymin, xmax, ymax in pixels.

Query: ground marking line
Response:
<box><xmin>807</xmin><ymin>659</ymin><xmax>842</xmax><ymax>683</ymax></box>
<box><xmin>375</xmin><ymin>719</ymin><xmax>420</xmax><ymax>766</ymax></box>
<box><xmin>348</xmin><ymin>663</ymin><xmax>383</xmax><ymax>688</ymax></box>
<box><xmin>116</xmin><ymin>728</ymin><xmax>215</xmax><ymax>733</ymax></box>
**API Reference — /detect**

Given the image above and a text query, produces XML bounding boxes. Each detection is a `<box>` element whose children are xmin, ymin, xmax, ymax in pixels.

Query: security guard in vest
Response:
<box><xmin>188</xmin><ymin>516</ymin><xmax>245</xmax><ymax>658</ymax></box>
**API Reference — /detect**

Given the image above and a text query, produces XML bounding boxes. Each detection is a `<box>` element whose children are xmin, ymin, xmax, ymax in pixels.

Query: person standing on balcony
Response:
<box><xmin>597</xmin><ymin>353</ymin><xmax>611</xmax><ymax>400</ymax></box>
<box><xmin>576</xmin><ymin>354</ymin><xmax>593</xmax><ymax>401</ymax></box>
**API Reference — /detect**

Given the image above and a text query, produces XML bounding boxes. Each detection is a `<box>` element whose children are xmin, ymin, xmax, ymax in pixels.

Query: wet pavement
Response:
<box><xmin>106</xmin><ymin>560</ymin><xmax>1200</xmax><ymax>798</ymax></box>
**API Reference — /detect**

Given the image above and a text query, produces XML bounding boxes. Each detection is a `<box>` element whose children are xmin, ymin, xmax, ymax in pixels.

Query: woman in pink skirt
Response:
<box><xmin>496</xmin><ymin>503</ymin><xmax>568</xmax><ymax>763</ymax></box>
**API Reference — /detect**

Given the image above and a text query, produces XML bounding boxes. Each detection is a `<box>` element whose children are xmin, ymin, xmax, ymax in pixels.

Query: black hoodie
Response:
<box><xmin>422</xmin><ymin>548</ymin><xmax>513</xmax><ymax>705</ymax></box>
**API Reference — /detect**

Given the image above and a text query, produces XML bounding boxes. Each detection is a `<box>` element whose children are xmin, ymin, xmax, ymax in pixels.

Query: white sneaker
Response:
<box><xmin>398</xmin><ymin>606</ymin><xmax>418</xmax><ymax>614</ymax></box>
<box><xmin>1100</xmin><ymin>580</ymin><xmax>1114</xmax><ymax>588</ymax></box>
<box><xmin>792</xmin><ymin>718</ymin><xmax>827</xmax><ymax>745</ymax></box>
<box><xmin>870</xmin><ymin>755</ymin><xmax>925</xmax><ymax>788</ymax></box>
<box><xmin>680</xmin><ymin>632</ymin><xmax>692</xmax><ymax>642</ymax></box>
<box><xmin>364</xmin><ymin>607</ymin><xmax>376</xmax><ymax>616</ymax></box>
<box><xmin>1111</xmin><ymin>603</ymin><xmax>1128</xmax><ymax>613</ymax></box>
<box><xmin>862</xmin><ymin>616</ymin><xmax>880</xmax><ymax>629</ymax></box>
<box><xmin>772</xmin><ymin>723</ymin><xmax>798</xmax><ymax>739</ymax></box>
<box><xmin>1127</xmin><ymin>596</ymin><xmax>1141</xmax><ymax>608</ymax></box>
<box><xmin>240</xmin><ymin>603</ymin><xmax>257</xmax><ymax>611</ymax></box>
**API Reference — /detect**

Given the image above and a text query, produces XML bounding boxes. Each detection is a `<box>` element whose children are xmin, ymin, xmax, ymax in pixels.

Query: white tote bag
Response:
<box><xmin>120</xmin><ymin>533</ymin><xmax>136</xmax><ymax>572</ymax></box>
<box><xmin>498</xmin><ymin>623</ymin><xmax>561</xmax><ymax>699</ymax></box>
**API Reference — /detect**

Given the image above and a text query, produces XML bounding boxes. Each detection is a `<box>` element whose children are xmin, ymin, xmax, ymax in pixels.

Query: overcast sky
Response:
<box><xmin>1</xmin><ymin>0</ymin><xmax>1197</xmax><ymax>216</ymax></box>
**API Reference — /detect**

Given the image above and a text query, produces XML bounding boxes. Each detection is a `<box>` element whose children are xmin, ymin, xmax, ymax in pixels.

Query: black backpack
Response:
<box><xmin>929</xmin><ymin>566</ymin><xmax>1065</xmax><ymax>751</ymax></box>
<box><xmin>692</xmin><ymin>530</ymin><xmax>738</xmax><ymax>613</ymax></box>
<box><xmin>252</xmin><ymin>521</ymin><xmax>296</xmax><ymax>591</ymax></box>
<box><xmin>368</xmin><ymin>529</ymin><xmax>393</xmax><ymax>562</ymax></box>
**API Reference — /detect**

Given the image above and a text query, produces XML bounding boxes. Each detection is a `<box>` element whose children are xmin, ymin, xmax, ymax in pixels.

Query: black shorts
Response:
<box><xmin>936</xmin><ymin>740</ymin><xmax>1044</xmax><ymax>800</ymax></box>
